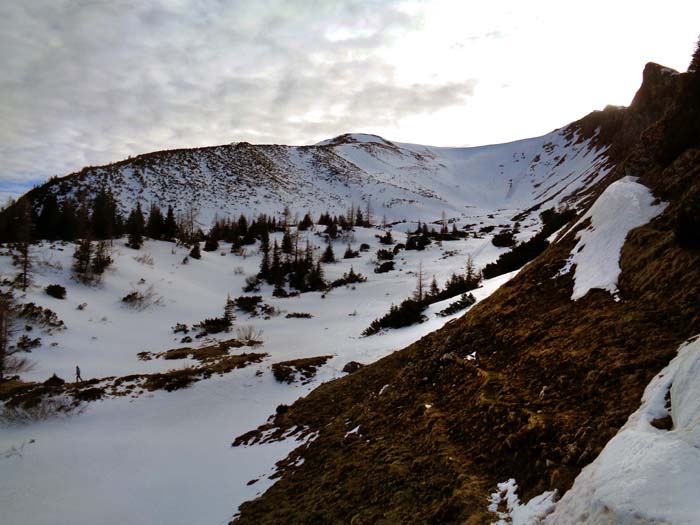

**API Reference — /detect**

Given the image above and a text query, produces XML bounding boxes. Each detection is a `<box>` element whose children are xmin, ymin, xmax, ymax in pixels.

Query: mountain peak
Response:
<box><xmin>314</xmin><ymin>133</ymin><xmax>395</xmax><ymax>147</ymax></box>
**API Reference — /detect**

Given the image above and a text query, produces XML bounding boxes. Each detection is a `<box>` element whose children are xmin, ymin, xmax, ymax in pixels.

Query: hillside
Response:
<box><xmin>10</xmin><ymin>125</ymin><xmax>611</xmax><ymax>231</ymax></box>
<box><xmin>227</xmin><ymin>65</ymin><xmax>700</xmax><ymax>523</ymax></box>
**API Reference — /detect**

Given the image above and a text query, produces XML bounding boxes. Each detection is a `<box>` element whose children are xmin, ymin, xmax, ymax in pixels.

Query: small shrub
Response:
<box><xmin>45</xmin><ymin>284</ymin><xmax>66</xmax><ymax>299</ymax></box>
<box><xmin>285</xmin><ymin>312</ymin><xmax>313</xmax><ymax>319</ymax></box>
<box><xmin>172</xmin><ymin>323</ymin><xmax>189</xmax><ymax>334</ymax></box>
<box><xmin>362</xmin><ymin>299</ymin><xmax>426</xmax><ymax>336</ymax></box>
<box><xmin>359</xmin><ymin>243</ymin><xmax>370</xmax><ymax>252</ymax></box>
<box><xmin>235</xmin><ymin>295</ymin><xmax>263</xmax><ymax>314</ymax></box>
<box><xmin>243</xmin><ymin>275</ymin><xmax>261</xmax><ymax>292</ymax></box>
<box><xmin>405</xmin><ymin>235</ymin><xmax>431</xmax><ymax>251</ymax></box>
<box><xmin>376</xmin><ymin>248</ymin><xmax>394</xmax><ymax>261</ymax></box>
<box><xmin>374</xmin><ymin>261</ymin><xmax>395</xmax><ymax>274</ymax></box>
<box><xmin>195</xmin><ymin>317</ymin><xmax>232</xmax><ymax>334</ymax></box>
<box><xmin>236</xmin><ymin>325</ymin><xmax>263</xmax><ymax>344</ymax></box>
<box><xmin>436</xmin><ymin>293</ymin><xmax>476</xmax><ymax>317</ymax></box>
<box><xmin>189</xmin><ymin>244</ymin><xmax>201</xmax><ymax>259</ymax></box>
<box><xmin>134</xmin><ymin>253</ymin><xmax>154</xmax><ymax>266</ymax></box>
<box><xmin>343</xmin><ymin>246</ymin><xmax>360</xmax><ymax>259</ymax></box>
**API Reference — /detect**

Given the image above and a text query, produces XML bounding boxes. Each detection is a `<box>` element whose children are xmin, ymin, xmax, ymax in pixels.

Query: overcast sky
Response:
<box><xmin>1</xmin><ymin>0</ymin><xmax>699</xmax><ymax>201</ymax></box>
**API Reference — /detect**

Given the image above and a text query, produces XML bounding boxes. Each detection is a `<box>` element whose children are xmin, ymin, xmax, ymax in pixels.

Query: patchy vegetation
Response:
<box><xmin>271</xmin><ymin>356</ymin><xmax>333</xmax><ymax>384</ymax></box>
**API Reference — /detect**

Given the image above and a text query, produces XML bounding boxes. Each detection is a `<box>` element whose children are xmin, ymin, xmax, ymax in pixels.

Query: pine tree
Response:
<box><xmin>13</xmin><ymin>199</ymin><xmax>33</xmax><ymax>291</ymax></box>
<box><xmin>59</xmin><ymin>199</ymin><xmax>79</xmax><ymax>241</ymax></box>
<box><xmin>73</xmin><ymin>238</ymin><xmax>94</xmax><ymax>281</ymax></box>
<box><xmin>90</xmin><ymin>189</ymin><xmax>117</xmax><ymax>240</ymax></box>
<box><xmin>413</xmin><ymin>261</ymin><xmax>425</xmax><ymax>304</ymax></box>
<box><xmin>189</xmin><ymin>243</ymin><xmax>201</xmax><ymax>260</ymax></box>
<box><xmin>146</xmin><ymin>204</ymin><xmax>164</xmax><ymax>240</ymax></box>
<box><xmin>126</xmin><ymin>203</ymin><xmax>146</xmax><ymax>249</ymax></box>
<box><xmin>270</xmin><ymin>240</ymin><xmax>283</xmax><ymax>286</ymax></box>
<box><xmin>321</xmin><ymin>241</ymin><xmax>336</xmax><ymax>263</ymax></box>
<box><xmin>258</xmin><ymin>233</ymin><xmax>271</xmax><ymax>280</ymax></box>
<box><xmin>465</xmin><ymin>255</ymin><xmax>480</xmax><ymax>289</ymax></box>
<box><xmin>324</xmin><ymin>221</ymin><xmax>338</xmax><ymax>239</ymax></box>
<box><xmin>429</xmin><ymin>275</ymin><xmax>440</xmax><ymax>298</ymax></box>
<box><xmin>91</xmin><ymin>241</ymin><xmax>113</xmax><ymax>275</ymax></box>
<box><xmin>37</xmin><ymin>194</ymin><xmax>61</xmax><ymax>240</ymax></box>
<box><xmin>689</xmin><ymin>35</ymin><xmax>700</xmax><ymax>73</ymax></box>
<box><xmin>281</xmin><ymin>229</ymin><xmax>293</xmax><ymax>254</ymax></box>
<box><xmin>298</xmin><ymin>213</ymin><xmax>314</xmax><ymax>231</ymax></box>
<box><xmin>163</xmin><ymin>205</ymin><xmax>178</xmax><ymax>240</ymax></box>
<box><xmin>224</xmin><ymin>294</ymin><xmax>236</xmax><ymax>323</ymax></box>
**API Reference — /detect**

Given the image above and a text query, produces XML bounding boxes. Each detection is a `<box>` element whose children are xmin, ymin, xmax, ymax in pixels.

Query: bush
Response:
<box><xmin>405</xmin><ymin>235</ymin><xmax>431</xmax><ymax>251</ymax></box>
<box><xmin>235</xmin><ymin>295</ymin><xmax>263</xmax><ymax>314</ymax></box>
<box><xmin>285</xmin><ymin>312</ymin><xmax>313</xmax><ymax>319</ymax></box>
<box><xmin>482</xmin><ymin>208</ymin><xmax>575</xmax><ymax>279</ymax></box>
<box><xmin>243</xmin><ymin>275</ymin><xmax>261</xmax><ymax>292</ymax></box>
<box><xmin>492</xmin><ymin>230</ymin><xmax>516</xmax><ymax>247</ymax></box>
<box><xmin>376</xmin><ymin>248</ymin><xmax>394</xmax><ymax>261</ymax></box>
<box><xmin>189</xmin><ymin>244</ymin><xmax>201</xmax><ymax>259</ymax></box>
<box><xmin>203</xmin><ymin>238</ymin><xmax>219</xmax><ymax>252</ymax></box>
<box><xmin>195</xmin><ymin>316</ymin><xmax>232</xmax><ymax>334</ymax></box>
<box><xmin>359</xmin><ymin>243</ymin><xmax>370</xmax><ymax>252</ymax></box>
<box><xmin>331</xmin><ymin>267</ymin><xmax>368</xmax><ymax>288</ymax></box>
<box><xmin>343</xmin><ymin>246</ymin><xmax>360</xmax><ymax>259</ymax></box>
<box><xmin>436</xmin><ymin>293</ymin><xmax>476</xmax><ymax>317</ymax></box>
<box><xmin>378</xmin><ymin>231</ymin><xmax>394</xmax><ymax>245</ymax></box>
<box><xmin>45</xmin><ymin>284</ymin><xmax>66</xmax><ymax>299</ymax></box>
<box><xmin>374</xmin><ymin>261</ymin><xmax>395</xmax><ymax>274</ymax></box>
<box><xmin>362</xmin><ymin>299</ymin><xmax>426</xmax><ymax>336</ymax></box>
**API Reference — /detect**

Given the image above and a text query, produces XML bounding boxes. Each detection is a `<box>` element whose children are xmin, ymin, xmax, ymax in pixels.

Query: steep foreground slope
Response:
<box><xmin>229</xmin><ymin>65</ymin><xmax>700</xmax><ymax>523</ymax></box>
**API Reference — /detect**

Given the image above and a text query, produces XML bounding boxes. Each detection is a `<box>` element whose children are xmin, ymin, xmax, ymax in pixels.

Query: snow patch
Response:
<box><xmin>545</xmin><ymin>336</ymin><xmax>700</xmax><ymax>524</ymax></box>
<box><xmin>561</xmin><ymin>177</ymin><xmax>666</xmax><ymax>300</ymax></box>
<box><xmin>488</xmin><ymin>478</ymin><xmax>557</xmax><ymax>524</ymax></box>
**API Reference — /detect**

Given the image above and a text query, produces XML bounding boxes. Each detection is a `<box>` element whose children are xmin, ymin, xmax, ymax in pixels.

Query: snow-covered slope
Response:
<box><xmin>41</xmin><ymin>128</ymin><xmax>610</xmax><ymax>227</ymax></box>
<box><xmin>0</xmin><ymin>227</ymin><xmax>514</xmax><ymax>525</ymax></box>
<box><xmin>560</xmin><ymin>176</ymin><xmax>667</xmax><ymax>300</ymax></box>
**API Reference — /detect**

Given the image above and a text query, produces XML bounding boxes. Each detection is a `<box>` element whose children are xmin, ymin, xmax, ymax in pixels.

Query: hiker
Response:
<box><xmin>75</xmin><ymin>364</ymin><xmax>83</xmax><ymax>382</ymax></box>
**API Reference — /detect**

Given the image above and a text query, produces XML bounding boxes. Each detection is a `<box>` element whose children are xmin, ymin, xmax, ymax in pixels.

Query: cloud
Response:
<box><xmin>0</xmin><ymin>0</ymin><xmax>476</xmax><ymax>193</ymax></box>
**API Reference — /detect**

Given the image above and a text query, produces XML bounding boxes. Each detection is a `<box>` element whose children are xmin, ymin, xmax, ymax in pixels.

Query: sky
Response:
<box><xmin>1</xmin><ymin>0</ymin><xmax>699</xmax><ymax>202</ymax></box>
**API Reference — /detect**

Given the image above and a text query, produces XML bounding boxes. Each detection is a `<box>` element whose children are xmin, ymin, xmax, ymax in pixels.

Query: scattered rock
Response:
<box><xmin>342</xmin><ymin>361</ymin><xmax>364</xmax><ymax>374</ymax></box>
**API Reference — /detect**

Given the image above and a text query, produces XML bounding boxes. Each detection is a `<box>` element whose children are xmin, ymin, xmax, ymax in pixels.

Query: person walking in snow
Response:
<box><xmin>75</xmin><ymin>365</ymin><xmax>83</xmax><ymax>382</ymax></box>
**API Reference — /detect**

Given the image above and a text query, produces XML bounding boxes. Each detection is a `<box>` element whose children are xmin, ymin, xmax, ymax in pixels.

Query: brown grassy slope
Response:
<box><xmin>230</xmin><ymin>69</ymin><xmax>700</xmax><ymax>524</ymax></box>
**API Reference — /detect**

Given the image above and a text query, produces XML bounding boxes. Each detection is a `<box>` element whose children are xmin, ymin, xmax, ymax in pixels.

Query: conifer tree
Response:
<box><xmin>59</xmin><ymin>198</ymin><xmax>79</xmax><ymax>241</ymax></box>
<box><xmin>224</xmin><ymin>294</ymin><xmax>236</xmax><ymax>323</ymax></box>
<box><xmin>270</xmin><ymin>239</ymin><xmax>283</xmax><ymax>286</ymax></box>
<box><xmin>37</xmin><ymin>194</ymin><xmax>61</xmax><ymax>241</ymax></box>
<box><xmin>258</xmin><ymin>233</ymin><xmax>271</xmax><ymax>281</ymax></box>
<box><xmin>281</xmin><ymin>229</ymin><xmax>293</xmax><ymax>254</ymax></box>
<box><xmin>126</xmin><ymin>203</ymin><xmax>146</xmax><ymax>249</ymax></box>
<box><xmin>73</xmin><ymin>238</ymin><xmax>94</xmax><ymax>281</ymax></box>
<box><xmin>90</xmin><ymin>189</ymin><xmax>117</xmax><ymax>240</ymax></box>
<box><xmin>146</xmin><ymin>204</ymin><xmax>164</xmax><ymax>240</ymax></box>
<box><xmin>13</xmin><ymin>199</ymin><xmax>33</xmax><ymax>291</ymax></box>
<box><xmin>163</xmin><ymin>205</ymin><xmax>178</xmax><ymax>240</ymax></box>
<box><xmin>429</xmin><ymin>275</ymin><xmax>440</xmax><ymax>298</ymax></box>
<box><xmin>91</xmin><ymin>240</ymin><xmax>113</xmax><ymax>275</ymax></box>
<box><xmin>321</xmin><ymin>241</ymin><xmax>336</xmax><ymax>263</ymax></box>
